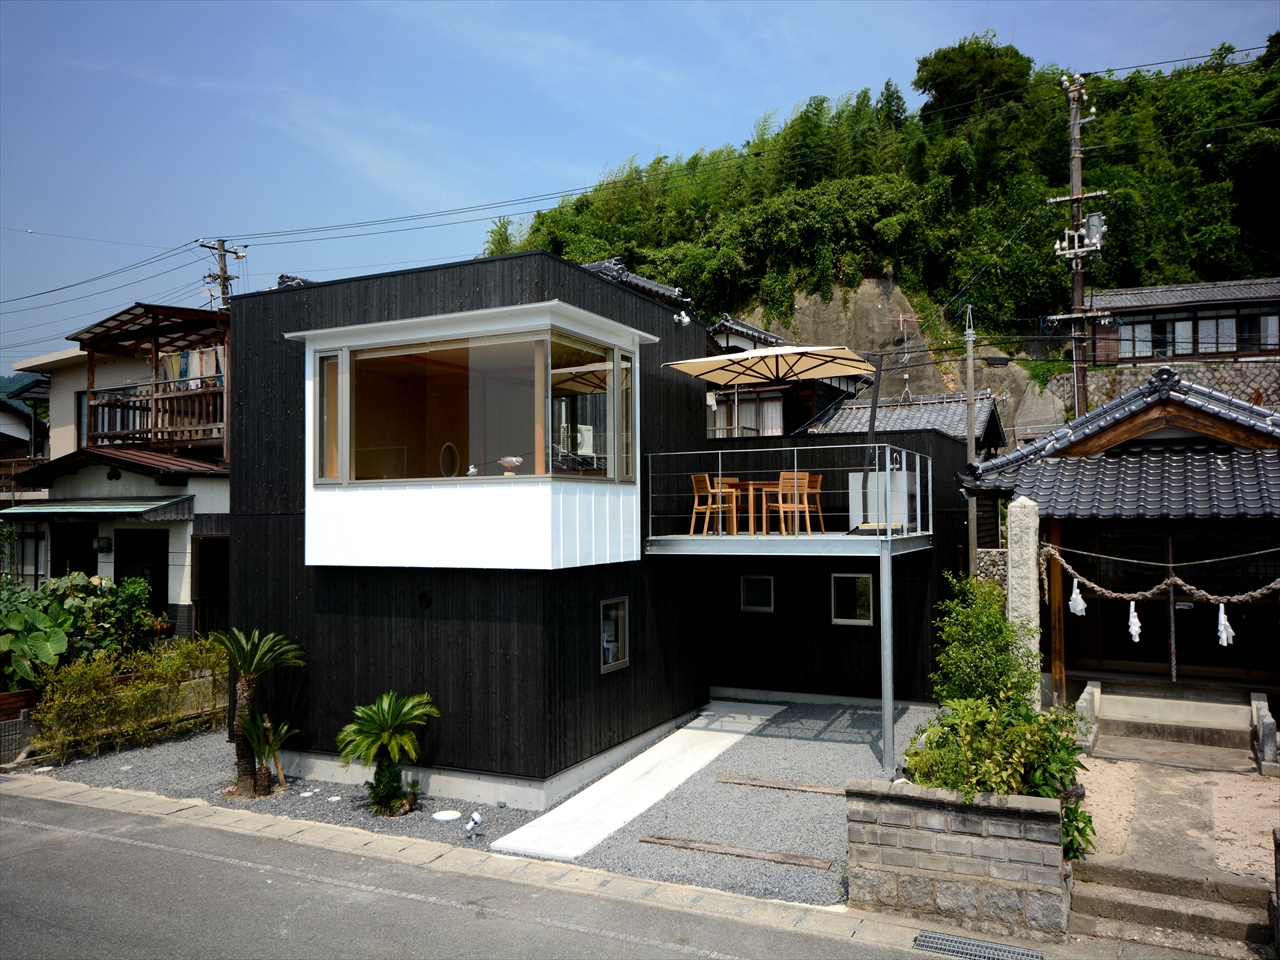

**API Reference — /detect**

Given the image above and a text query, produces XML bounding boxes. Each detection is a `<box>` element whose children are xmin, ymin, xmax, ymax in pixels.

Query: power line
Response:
<box><xmin>0</xmin><ymin>242</ymin><xmax>199</xmax><ymax>305</ymax></box>
<box><xmin>0</xmin><ymin>227</ymin><xmax>173</xmax><ymax>250</ymax></box>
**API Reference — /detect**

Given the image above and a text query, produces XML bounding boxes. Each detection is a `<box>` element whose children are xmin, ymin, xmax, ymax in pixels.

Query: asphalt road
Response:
<box><xmin>0</xmin><ymin>793</ymin><xmax>917</xmax><ymax>960</ymax></box>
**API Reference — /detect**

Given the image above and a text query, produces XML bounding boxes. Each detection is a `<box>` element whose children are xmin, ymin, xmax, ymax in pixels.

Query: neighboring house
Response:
<box><xmin>963</xmin><ymin>366</ymin><xmax>1279</xmax><ymax>698</ymax></box>
<box><xmin>6</xmin><ymin>304</ymin><xmax>231</xmax><ymax>635</ymax></box>
<box><xmin>1</xmin><ymin>372</ymin><xmax>50</xmax><ymax>507</ymax></box>
<box><xmin>1091</xmin><ymin>277</ymin><xmax>1280</xmax><ymax>379</ymax></box>
<box><xmin>234</xmin><ymin>250</ymin><xmax>945</xmax><ymax>807</ymax></box>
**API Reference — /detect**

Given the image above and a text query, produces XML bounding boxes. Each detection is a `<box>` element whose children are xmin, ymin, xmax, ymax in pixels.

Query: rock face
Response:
<box><xmin>743</xmin><ymin>281</ymin><xmax>1034</xmax><ymax>448</ymax></box>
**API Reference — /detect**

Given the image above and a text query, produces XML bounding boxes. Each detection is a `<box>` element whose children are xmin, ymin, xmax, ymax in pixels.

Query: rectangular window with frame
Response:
<box><xmin>741</xmin><ymin>575</ymin><xmax>774</xmax><ymax>612</ymax></box>
<box><xmin>832</xmin><ymin>573</ymin><xmax>873</xmax><ymax>625</ymax></box>
<box><xmin>619</xmin><ymin>354</ymin><xmax>633</xmax><ymax>480</ymax></box>
<box><xmin>317</xmin><ymin>354</ymin><xmax>340</xmax><ymax>480</ymax></box>
<box><xmin>601</xmin><ymin>597</ymin><xmax>629</xmax><ymax>673</ymax></box>
<box><xmin>552</xmin><ymin>334</ymin><xmax>613</xmax><ymax>478</ymax></box>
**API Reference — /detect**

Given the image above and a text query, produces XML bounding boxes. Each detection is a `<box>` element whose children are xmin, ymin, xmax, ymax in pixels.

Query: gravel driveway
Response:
<box><xmin>38</xmin><ymin>699</ymin><xmax>934</xmax><ymax>905</ymax></box>
<box><xmin>577</xmin><ymin>701</ymin><xmax>935</xmax><ymax>906</ymax></box>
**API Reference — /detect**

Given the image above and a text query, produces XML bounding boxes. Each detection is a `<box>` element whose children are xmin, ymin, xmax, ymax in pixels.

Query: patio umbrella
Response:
<box><xmin>663</xmin><ymin>344</ymin><xmax>875</xmax><ymax>386</ymax></box>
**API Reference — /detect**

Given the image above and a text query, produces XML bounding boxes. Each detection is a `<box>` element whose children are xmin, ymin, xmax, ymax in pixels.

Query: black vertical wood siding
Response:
<box><xmin>232</xmin><ymin>253</ymin><xmax>707</xmax><ymax>779</ymax></box>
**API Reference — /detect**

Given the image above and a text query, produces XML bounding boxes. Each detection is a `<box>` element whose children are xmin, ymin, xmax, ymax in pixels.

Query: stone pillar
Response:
<box><xmin>1006</xmin><ymin>497</ymin><xmax>1043</xmax><ymax>703</ymax></box>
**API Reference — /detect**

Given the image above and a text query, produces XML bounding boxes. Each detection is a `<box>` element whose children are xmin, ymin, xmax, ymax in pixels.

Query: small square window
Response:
<box><xmin>741</xmin><ymin>576</ymin><xmax>774</xmax><ymax>612</ymax></box>
<box><xmin>601</xmin><ymin>597</ymin><xmax>629</xmax><ymax>673</ymax></box>
<box><xmin>832</xmin><ymin>574</ymin><xmax>873</xmax><ymax>625</ymax></box>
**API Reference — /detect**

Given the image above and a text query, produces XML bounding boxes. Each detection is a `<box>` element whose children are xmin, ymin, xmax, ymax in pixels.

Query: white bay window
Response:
<box><xmin>292</xmin><ymin>302</ymin><xmax>655</xmax><ymax>570</ymax></box>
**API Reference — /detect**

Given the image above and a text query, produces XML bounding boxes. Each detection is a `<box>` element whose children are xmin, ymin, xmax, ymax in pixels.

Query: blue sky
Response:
<box><xmin>2</xmin><ymin>0</ymin><xmax>1276</xmax><ymax>371</ymax></box>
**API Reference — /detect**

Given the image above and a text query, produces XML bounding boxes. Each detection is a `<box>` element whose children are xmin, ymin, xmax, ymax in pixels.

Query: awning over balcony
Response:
<box><xmin>68</xmin><ymin>303</ymin><xmax>228</xmax><ymax>359</ymax></box>
<box><xmin>0</xmin><ymin>495</ymin><xmax>194</xmax><ymax>521</ymax></box>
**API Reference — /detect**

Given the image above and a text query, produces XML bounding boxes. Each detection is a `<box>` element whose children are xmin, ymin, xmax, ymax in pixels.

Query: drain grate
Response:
<box><xmin>913</xmin><ymin>931</ymin><xmax>1045</xmax><ymax>960</ymax></box>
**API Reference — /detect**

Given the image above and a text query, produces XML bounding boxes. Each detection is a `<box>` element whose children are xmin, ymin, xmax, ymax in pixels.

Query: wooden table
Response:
<box><xmin>724</xmin><ymin>480</ymin><xmax>780</xmax><ymax>535</ymax></box>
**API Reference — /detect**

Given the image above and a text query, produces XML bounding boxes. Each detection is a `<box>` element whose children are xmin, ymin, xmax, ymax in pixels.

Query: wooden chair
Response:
<box><xmin>805</xmin><ymin>473</ymin><xmax>826</xmax><ymax>533</ymax></box>
<box><xmin>690</xmin><ymin>474</ymin><xmax>738</xmax><ymax>535</ymax></box>
<box><xmin>763</xmin><ymin>471</ymin><xmax>811</xmax><ymax>535</ymax></box>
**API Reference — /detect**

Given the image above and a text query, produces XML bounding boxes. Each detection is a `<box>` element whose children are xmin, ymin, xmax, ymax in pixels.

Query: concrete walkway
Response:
<box><xmin>492</xmin><ymin>701</ymin><xmax>787</xmax><ymax>860</ymax></box>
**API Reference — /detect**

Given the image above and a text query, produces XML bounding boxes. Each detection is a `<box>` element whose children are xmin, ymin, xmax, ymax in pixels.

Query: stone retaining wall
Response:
<box><xmin>975</xmin><ymin>548</ymin><xmax>1006</xmax><ymax>588</ymax></box>
<box><xmin>1047</xmin><ymin>360</ymin><xmax>1280</xmax><ymax>414</ymax></box>
<box><xmin>846</xmin><ymin>778</ymin><xmax>1070</xmax><ymax>942</ymax></box>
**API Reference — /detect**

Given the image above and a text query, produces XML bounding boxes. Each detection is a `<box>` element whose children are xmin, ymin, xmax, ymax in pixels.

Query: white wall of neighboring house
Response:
<box><xmin>14</xmin><ymin>348</ymin><xmax>151</xmax><ymax>459</ymax></box>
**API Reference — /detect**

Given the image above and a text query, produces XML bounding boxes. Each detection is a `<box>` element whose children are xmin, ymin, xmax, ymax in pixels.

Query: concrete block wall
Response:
<box><xmin>846</xmin><ymin>778</ymin><xmax>1070</xmax><ymax>942</ymax></box>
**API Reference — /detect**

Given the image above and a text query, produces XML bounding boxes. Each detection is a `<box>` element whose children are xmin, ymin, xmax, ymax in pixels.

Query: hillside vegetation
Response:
<box><xmin>487</xmin><ymin>32</ymin><xmax>1279</xmax><ymax>336</ymax></box>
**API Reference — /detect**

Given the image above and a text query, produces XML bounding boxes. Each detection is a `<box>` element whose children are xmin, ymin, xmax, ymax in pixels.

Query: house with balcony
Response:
<box><xmin>5</xmin><ymin>304</ymin><xmax>231</xmax><ymax>635</ymax></box>
<box><xmin>234</xmin><ymin>251</ymin><xmax>947</xmax><ymax>808</ymax></box>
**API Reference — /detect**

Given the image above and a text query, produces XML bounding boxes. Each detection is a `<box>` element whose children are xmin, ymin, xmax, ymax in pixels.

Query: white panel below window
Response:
<box><xmin>305</xmin><ymin>480</ymin><xmax>639</xmax><ymax>569</ymax></box>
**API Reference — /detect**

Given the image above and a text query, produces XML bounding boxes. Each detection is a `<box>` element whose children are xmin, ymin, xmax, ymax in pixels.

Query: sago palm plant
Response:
<box><xmin>336</xmin><ymin>691</ymin><xmax>440</xmax><ymax>816</ymax></box>
<box><xmin>240</xmin><ymin>709</ymin><xmax>299</xmax><ymax>796</ymax></box>
<box><xmin>210</xmin><ymin>628</ymin><xmax>305</xmax><ymax>796</ymax></box>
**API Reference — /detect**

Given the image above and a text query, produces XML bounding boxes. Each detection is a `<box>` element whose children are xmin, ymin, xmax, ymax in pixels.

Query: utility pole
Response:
<box><xmin>965</xmin><ymin>305</ymin><xmax>977</xmax><ymax>575</ymax></box>
<box><xmin>1051</xmin><ymin>75</ymin><xmax>1106</xmax><ymax>420</ymax></box>
<box><xmin>199</xmin><ymin>239</ymin><xmax>243</xmax><ymax>312</ymax></box>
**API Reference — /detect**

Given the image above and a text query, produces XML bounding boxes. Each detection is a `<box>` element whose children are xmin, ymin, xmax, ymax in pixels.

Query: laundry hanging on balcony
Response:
<box><xmin>1217</xmin><ymin>604</ymin><xmax>1235</xmax><ymax>647</ymax></box>
<box><xmin>1127</xmin><ymin>601</ymin><xmax>1142</xmax><ymax>643</ymax></box>
<box><xmin>1068</xmin><ymin>579</ymin><xmax>1087</xmax><ymax>616</ymax></box>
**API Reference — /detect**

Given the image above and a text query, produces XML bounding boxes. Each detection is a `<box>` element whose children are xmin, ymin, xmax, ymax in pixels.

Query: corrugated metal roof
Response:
<box><xmin>1089</xmin><ymin>277</ymin><xmax>1280</xmax><ymax>311</ymax></box>
<box><xmin>973</xmin><ymin>447</ymin><xmax>1280</xmax><ymax>518</ymax></box>
<box><xmin>67</xmin><ymin>303</ymin><xmax>228</xmax><ymax>359</ymax></box>
<box><xmin>815</xmin><ymin>391</ymin><xmax>1004</xmax><ymax>446</ymax></box>
<box><xmin>0</xmin><ymin>495</ymin><xmax>193</xmax><ymax>520</ymax></box>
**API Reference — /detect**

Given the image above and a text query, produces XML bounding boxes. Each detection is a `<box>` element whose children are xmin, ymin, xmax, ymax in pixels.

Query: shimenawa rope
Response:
<box><xmin>1039</xmin><ymin>543</ymin><xmax>1280</xmax><ymax>605</ymax></box>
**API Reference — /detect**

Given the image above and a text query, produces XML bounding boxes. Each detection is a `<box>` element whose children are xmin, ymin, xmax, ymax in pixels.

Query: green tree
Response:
<box><xmin>931</xmin><ymin>573</ymin><xmax>1040</xmax><ymax>704</ymax></box>
<box><xmin>209</xmin><ymin>628</ymin><xmax>305</xmax><ymax>796</ymax></box>
<box><xmin>336</xmin><ymin>691</ymin><xmax>440</xmax><ymax>816</ymax></box>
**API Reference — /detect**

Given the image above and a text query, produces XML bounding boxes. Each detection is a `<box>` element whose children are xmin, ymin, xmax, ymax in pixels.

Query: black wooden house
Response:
<box><xmin>232</xmin><ymin>252</ymin><xmax>949</xmax><ymax>807</ymax></box>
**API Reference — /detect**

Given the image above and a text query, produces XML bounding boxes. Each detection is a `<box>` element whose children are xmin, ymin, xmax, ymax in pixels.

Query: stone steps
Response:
<box><xmin>1095</xmin><ymin>714</ymin><xmax>1252</xmax><ymax>749</ymax></box>
<box><xmin>1091</xmin><ymin>734</ymin><xmax>1259</xmax><ymax>773</ymax></box>
<box><xmin>1075</xmin><ymin>853</ymin><xmax>1272</xmax><ymax>908</ymax></box>
<box><xmin>1069</xmin><ymin>881</ymin><xmax>1272</xmax><ymax>944</ymax></box>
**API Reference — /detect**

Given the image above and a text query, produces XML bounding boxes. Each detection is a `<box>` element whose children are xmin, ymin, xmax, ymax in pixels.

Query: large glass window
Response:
<box><xmin>620</xmin><ymin>355</ymin><xmax>633</xmax><ymax>480</ymax></box>
<box><xmin>351</xmin><ymin>337</ymin><xmax>546</xmax><ymax>480</ymax></box>
<box><xmin>551</xmin><ymin>334</ymin><xmax>612</xmax><ymax>478</ymax></box>
<box><xmin>318</xmin><ymin>355</ymin><xmax>340</xmax><ymax>480</ymax></box>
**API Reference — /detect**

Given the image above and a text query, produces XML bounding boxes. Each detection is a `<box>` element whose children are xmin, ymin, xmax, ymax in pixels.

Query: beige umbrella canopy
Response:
<box><xmin>663</xmin><ymin>344</ymin><xmax>875</xmax><ymax>386</ymax></box>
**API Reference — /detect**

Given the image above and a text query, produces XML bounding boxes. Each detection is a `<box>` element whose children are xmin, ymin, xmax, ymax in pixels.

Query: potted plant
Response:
<box><xmin>336</xmin><ymin>691</ymin><xmax>440</xmax><ymax>816</ymax></box>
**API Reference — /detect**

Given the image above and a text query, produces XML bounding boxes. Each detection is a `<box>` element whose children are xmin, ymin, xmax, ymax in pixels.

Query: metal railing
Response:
<box><xmin>645</xmin><ymin>443</ymin><xmax>933</xmax><ymax>540</ymax></box>
<box><xmin>89</xmin><ymin>377</ymin><xmax>225</xmax><ymax>448</ymax></box>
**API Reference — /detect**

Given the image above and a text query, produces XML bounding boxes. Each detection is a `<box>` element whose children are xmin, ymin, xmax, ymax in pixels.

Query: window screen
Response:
<box><xmin>832</xmin><ymin>574</ymin><xmax>873</xmax><ymax>625</ymax></box>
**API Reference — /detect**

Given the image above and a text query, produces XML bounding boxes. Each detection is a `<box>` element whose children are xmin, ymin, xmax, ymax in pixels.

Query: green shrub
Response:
<box><xmin>931</xmin><ymin>573</ymin><xmax>1039</xmax><ymax>704</ymax></box>
<box><xmin>908</xmin><ymin>573</ymin><xmax>1096</xmax><ymax>861</ymax></box>
<box><xmin>31</xmin><ymin>635</ymin><xmax>228</xmax><ymax>763</ymax></box>
<box><xmin>1</xmin><ymin>573</ymin><xmax>169</xmax><ymax>689</ymax></box>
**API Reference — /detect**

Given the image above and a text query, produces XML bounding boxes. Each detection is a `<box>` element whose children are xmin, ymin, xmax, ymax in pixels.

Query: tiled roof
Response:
<box><xmin>972</xmin><ymin>446</ymin><xmax>1280</xmax><ymax>518</ymax></box>
<box><xmin>0</xmin><ymin>372</ymin><xmax>48</xmax><ymax>419</ymax></box>
<box><xmin>579</xmin><ymin>257</ymin><xmax>694</xmax><ymax>313</ymax></box>
<box><xmin>1089</xmin><ymin>277</ymin><xmax>1280</xmax><ymax>311</ymax></box>
<box><xmin>14</xmin><ymin>447</ymin><xmax>228</xmax><ymax>487</ymax></box>
<box><xmin>968</xmin><ymin>367</ymin><xmax>1280</xmax><ymax>481</ymax></box>
<box><xmin>708</xmin><ymin>314</ymin><xmax>788</xmax><ymax>347</ymax></box>
<box><xmin>814</xmin><ymin>390</ymin><xmax>1004</xmax><ymax>446</ymax></box>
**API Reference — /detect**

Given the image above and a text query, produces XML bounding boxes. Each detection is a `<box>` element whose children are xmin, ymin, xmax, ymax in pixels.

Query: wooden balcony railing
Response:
<box><xmin>89</xmin><ymin>379</ymin><xmax>225</xmax><ymax>449</ymax></box>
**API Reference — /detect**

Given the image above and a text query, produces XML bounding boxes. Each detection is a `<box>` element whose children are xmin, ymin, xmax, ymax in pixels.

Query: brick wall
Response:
<box><xmin>0</xmin><ymin>689</ymin><xmax>38</xmax><ymax>723</ymax></box>
<box><xmin>846</xmin><ymin>778</ymin><xmax>1070</xmax><ymax>942</ymax></box>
